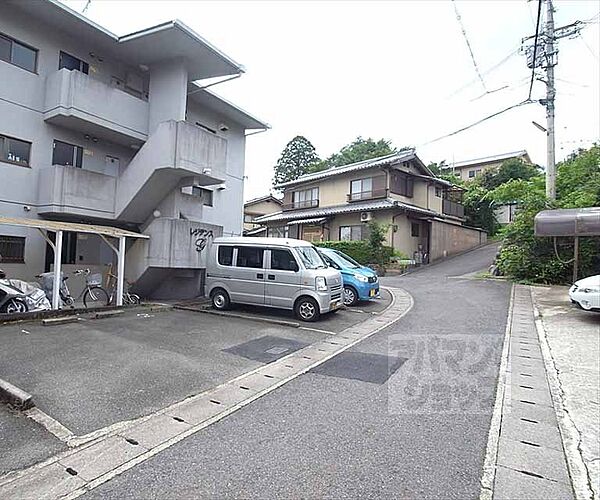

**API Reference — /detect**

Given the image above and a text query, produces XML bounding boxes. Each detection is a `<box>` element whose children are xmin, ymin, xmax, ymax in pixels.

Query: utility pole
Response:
<box><xmin>522</xmin><ymin>0</ymin><xmax>583</xmax><ymax>200</ymax></box>
<box><xmin>544</xmin><ymin>0</ymin><xmax>556</xmax><ymax>200</ymax></box>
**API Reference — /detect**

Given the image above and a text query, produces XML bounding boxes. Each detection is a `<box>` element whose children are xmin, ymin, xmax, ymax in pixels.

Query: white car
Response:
<box><xmin>569</xmin><ymin>275</ymin><xmax>600</xmax><ymax>311</ymax></box>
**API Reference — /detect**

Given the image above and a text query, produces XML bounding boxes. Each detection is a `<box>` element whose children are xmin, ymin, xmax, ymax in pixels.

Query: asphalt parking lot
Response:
<box><xmin>0</xmin><ymin>292</ymin><xmax>391</xmax><ymax>475</ymax></box>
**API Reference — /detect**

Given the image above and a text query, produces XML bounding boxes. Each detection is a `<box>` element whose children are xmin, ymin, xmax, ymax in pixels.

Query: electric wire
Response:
<box><xmin>452</xmin><ymin>0</ymin><xmax>488</xmax><ymax>92</ymax></box>
<box><xmin>528</xmin><ymin>0</ymin><xmax>544</xmax><ymax>101</ymax></box>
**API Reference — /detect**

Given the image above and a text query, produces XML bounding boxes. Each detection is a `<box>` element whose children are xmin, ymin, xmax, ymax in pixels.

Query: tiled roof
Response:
<box><xmin>275</xmin><ymin>150</ymin><xmax>428</xmax><ymax>189</ymax></box>
<box><xmin>254</xmin><ymin>198</ymin><xmax>436</xmax><ymax>224</ymax></box>
<box><xmin>442</xmin><ymin>150</ymin><xmax>529</xmax><ymax>170</ymax></box>
<box><xmin>244</xmin><ymin>194</ymin><xmax>282</xmax><ymax>207</ymax></box>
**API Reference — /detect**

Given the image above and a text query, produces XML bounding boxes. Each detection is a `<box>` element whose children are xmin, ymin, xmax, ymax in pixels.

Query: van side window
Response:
<box><xmin>271</xmin><ymin>249</ymin><xmax>298</xmax><ymax>272</ymax></box>
<box><xmin>218</xmin><ymin>245</ymin><xmax>233</xmax><ymax>266</ymax></box>
<box><xmin>236</xmin><ymin>246</ymin><xmax>263</xmax><ymax>269</ymax></box>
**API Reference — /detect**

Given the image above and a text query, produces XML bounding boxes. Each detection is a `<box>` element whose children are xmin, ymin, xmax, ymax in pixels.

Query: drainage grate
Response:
<box><xmin>125</xmin><ymin>438</ymin><xmax>139</xmax><ymax>446</ymax></box>
<box><xmin>65</xmin><ymin>468</ymin><xmax>78</xmax><ymax>476</ymax></box>
<box><xmin>223</xmin><ymin>336</ymin><xmax>310</xmax><ymax>363</ymax></box>
<box><xmin>310</xmin><ymin>351</ymin><xmax>407</xmax><ymax>385</ymax></box>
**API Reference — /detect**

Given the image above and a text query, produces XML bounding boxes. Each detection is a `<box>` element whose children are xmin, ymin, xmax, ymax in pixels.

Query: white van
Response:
<box><xmin>205</xmin><ymin>237</ymin><xmax>343</xmax><ymax>321</ymax></box>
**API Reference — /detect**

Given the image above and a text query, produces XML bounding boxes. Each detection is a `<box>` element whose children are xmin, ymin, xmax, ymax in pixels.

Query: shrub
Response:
<box><xmin>316</xmin><ymin>240</ymin><xmax>393</xmax><ymax>266</ymax></box>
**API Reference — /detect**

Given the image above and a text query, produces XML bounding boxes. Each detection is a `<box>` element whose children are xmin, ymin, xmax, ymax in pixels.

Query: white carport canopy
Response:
<box><xmin>0</xmin><ymin>216</ymin><xmax>149</xmax><ymax>310</ymax></box>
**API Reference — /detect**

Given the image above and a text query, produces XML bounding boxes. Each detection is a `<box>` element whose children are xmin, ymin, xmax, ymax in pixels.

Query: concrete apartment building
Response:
<box><xmin>243</xmin><ymin>195</ymin><xmax>282</xmax><ymax>236</ymax></box>
<box><xmin>441</xmin><ymin>150</ymin><xmax>531</xmax><ymax>182</ymax></box>
<box><xmin>255</xmin><ymin>151</ymin><xmax>486</xmax><ymax>262</ymax></box>
<box><xmin>0</xmin><ymin>0</ymin><xmax>268</xmax><ymax>299</ymax></box>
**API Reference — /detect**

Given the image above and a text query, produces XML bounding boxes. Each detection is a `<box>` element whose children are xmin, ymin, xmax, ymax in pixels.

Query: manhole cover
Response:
<box><xmin>310</xmin><ymin>351</ymin><xmax>406</xmax><ymax>385</ymax></box>
<box><xmin>223</xmin><ymin>335</ymin><xmax>309</xmax><ymax>363</ymax></box>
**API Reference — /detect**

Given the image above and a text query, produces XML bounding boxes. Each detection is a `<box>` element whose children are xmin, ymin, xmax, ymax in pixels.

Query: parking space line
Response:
<box><xmin>298</xmin><ymin>326</ymin><xmax>337</xmax><ymax>335</ymax></box>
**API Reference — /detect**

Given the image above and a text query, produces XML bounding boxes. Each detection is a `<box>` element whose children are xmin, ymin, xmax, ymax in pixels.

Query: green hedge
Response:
<box><xmin>315</xmin><ymin>240</ymin><xmax>393</xmax><ymax>265</ymax></box>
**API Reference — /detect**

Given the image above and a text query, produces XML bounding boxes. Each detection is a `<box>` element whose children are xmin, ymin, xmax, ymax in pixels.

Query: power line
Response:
<box><xmin>452</xmin><ymin>0</ymin><xmax>488</xmax><ymax>92</ymax></box>
<box><xmin>527</xmin><ymin>0</ymin><xmax>543</xmax><ymax>100</ymax></box>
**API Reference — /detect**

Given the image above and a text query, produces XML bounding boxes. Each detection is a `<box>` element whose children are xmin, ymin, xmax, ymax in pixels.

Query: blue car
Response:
<box><xmin>317</xmin><ymin>248</ymin><xmax>379</xmax><ymax>306</ymax></box>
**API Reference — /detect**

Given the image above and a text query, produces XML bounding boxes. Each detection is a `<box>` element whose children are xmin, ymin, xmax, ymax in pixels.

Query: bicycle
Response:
<box><xmin>105</xmin><ymin>267</ymin><xmax>141</xmax><ymax>306</ymax></box>
<box><xmin>37</xmin><ymin>269</ymin><xmax>110</xmax><ymax>308</ymax></box>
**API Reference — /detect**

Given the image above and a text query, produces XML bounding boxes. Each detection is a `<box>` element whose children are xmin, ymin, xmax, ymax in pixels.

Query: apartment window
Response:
<box><xmin>59</xmin><ymin>51</ymin><xmax>89</xmax><ymax>74</ymax></box>
<box><xmin>236</xmin><ymin>246</ymin><xmax>264</xmax><ymax>269</ymax></box>
<box><xmin>468</xmin><ymin>170</ymin><xmax>476</xmax><ymax>178</ymax></box>
<box><xmin>244</xmin><ymin>214</ymin><xmax>253</xmax><ymax>223</ymax></box>
<box><xmin>411</xmin><ymin>223</ymin><xmax>420</xmax><ymax>238</ymax></box>
<box><xmin>340</xmin><ymin>225</ymin><xmax>363</xmax><ymax>241</ymax></box>
<box><xmin>0</xmin><ymin>235</ymin><xmax>25</xmax><ymax>263</ymax></box>
<box><xmin>0</xmin><ymin>134</ymin><xmax>31</xmax><ymax>167</ymax></box>
<box><xmin>53</xmin><ymin>140</ymin><xmax>83</xmax><ymax>168</ymax></box>
<box><xmin>292</xmin><ymin>187</ymin><xmax>318</xmax><ymax>208</ymax></box>
<box><xmin>218</xmin><ymin>246</ymin><xmax>234</xmax><ymax>266</ymax></box>
<box><xmin>0</xmin><ymin>33</ymin><xmax>37</xmax><ymax>72</ymax></box>
<box><xmin>390</xmin><ymin>172</ymin><xmax>414</xmax><ymax>197</ymax></box>
<box><xmin>271</xmin><ymin>249</ymin><xmax>298</xmax><ymax>272</ymax></box>
<box><xmin>201</xmin><ymin>189</ymin><xmax>213</xmax><ymax>207</ymax></box>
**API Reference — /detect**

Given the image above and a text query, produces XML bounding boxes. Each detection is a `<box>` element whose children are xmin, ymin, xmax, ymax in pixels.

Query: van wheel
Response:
<box><xmin>343</xmin><ymin>285</ymin><xmax>358</xmax><ymax>306</ymax></box>
<box><xmin>295</xmin><ymin>296</ymin><xmax>320</xmax><ymax>322</ymax></box>
<box><xmin>211</xmin><ymin>288</ymin><xmax>230</xmax><ymax>310</ymax></box>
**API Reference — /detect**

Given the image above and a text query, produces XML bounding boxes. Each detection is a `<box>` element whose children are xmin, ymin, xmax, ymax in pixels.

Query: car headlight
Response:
<box><xmin>315</xmin><ymin>276</ymin><xmax>328</xmax><ymax>291</ymax></box>
<box><xmin>582</xmin><ymin>287</ymin><xmax>600</xmax><ymax>293</ymax></box>
<box><xmin>353</xmin><ymin>274</ymin><xmax>369</xmax><ymax>283</ymax></box>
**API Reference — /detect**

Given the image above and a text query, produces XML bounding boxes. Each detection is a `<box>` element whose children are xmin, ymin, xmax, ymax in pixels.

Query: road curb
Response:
<box><xmin>0</xmin><ymin>378</ymin><xmax>34</xmax><ymax>410</ymax></box>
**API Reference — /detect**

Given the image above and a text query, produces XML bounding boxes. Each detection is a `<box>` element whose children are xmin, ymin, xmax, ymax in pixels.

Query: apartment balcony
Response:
<box><xmin>442</xmin><ymin>199</ymin><xmax>465</xmax><ymax>218</ymax></box>
<box><xmin>347</xmin><ymin>188</ymin><xmax>388</xmax><ymax>202</ymax></box>
<box><xmin>37</xmin><ymin>165</ymin><xmax>117</xmax><ymax>219</ymax></box>
<box><xmin>282</xmin><ymin>199</ymin><xmax>319</xmax><ymax>211</ymax></box>
<box><xmin>44</xmin><ymin>69</ymin><xmax>149</xmax><ymax>146</ymax></box>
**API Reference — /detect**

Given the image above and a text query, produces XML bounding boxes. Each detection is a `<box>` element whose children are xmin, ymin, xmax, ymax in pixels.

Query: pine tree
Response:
<box><xmin>272</xmin><ymin>136</ymin><xmax>320</xmax><ymax>186</ymax></box>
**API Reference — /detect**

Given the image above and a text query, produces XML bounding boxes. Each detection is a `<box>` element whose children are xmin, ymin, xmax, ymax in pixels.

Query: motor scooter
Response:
<box><xmin>0</xmin><ymin>268</ymin><xmax>29</xmax><ymax>314</ymax></box>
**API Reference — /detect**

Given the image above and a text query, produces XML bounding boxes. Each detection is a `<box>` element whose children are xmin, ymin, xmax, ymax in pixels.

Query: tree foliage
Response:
<box><xmin>477</xmin><ymin>158</ymin><xmax>540</xmax><ymax>190</ymax></box>
<box><xmin>310</xmin><ymin>137</ymin><xmax>400</xmax><ymax>172</ymax></box>
<box><xmin>492</xmin><ymin>144</ymin><xmax>600</xmax><ymax>284</ymax></box>
<box><xmin>272</xmin><ymin>136</ymin><xmax>320</xmax><ymax>186</ymax></box>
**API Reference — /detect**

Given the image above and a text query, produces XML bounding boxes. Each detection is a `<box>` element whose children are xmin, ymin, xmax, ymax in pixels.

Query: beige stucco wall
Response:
<box><xmin>244</xmin><ymin>199</ymin><xmax>281</xmax><ymax>231</ymax></box>
<box><xmin>429</xmin><ymin>220</ymin><xmax>487</xmax><ymax>260</ymax></box>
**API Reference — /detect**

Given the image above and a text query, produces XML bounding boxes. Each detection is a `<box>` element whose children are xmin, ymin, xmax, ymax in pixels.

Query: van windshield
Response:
<box><xmin>296</xmin><ymin>246</ymin><xmax>328</xmax><ymax>270</ymax></box>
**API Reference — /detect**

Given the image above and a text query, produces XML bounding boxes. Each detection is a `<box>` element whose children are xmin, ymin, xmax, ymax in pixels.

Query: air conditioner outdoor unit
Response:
<box><xmin>360</xmin><ymin>212</ymin><xmax>372</xmax><ymax>222</ymax></box>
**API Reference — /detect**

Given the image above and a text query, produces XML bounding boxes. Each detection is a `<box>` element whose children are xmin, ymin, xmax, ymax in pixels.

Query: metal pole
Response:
<box><xmin>572</xmin><ymin>236</ymin><xmax>579</xmax><ymax>283</ymax></box>
<box><xmin>545</xmin><ymin>0</ymin><xmax>557</xmax><ymax>200</ymax></box>
<box><xmin>52</xmin><ymin>231</ymin><xmax>63</xmax><ymax>310</ymax></box>
<box><xmin>116</xmin><ymin>237</ymin><xmax>126</xmax><ymax>306</ymax></box>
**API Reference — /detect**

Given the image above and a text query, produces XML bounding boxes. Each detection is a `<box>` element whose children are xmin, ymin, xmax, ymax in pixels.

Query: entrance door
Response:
<box><xmin>229</xmin><ymin>246</ymin><xmax>266</xmax><ymax>305</ymax></box>
<box><xmin>265</xmin><ymin>248</ymin><xmax>301</xmax><ymax>309</ymax></box>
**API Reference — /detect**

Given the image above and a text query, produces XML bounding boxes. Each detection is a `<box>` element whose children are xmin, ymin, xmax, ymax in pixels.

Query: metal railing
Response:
<box><xmin>282</xmin><ymin>199</ymin><xmax>319</xmax><ymax>211</ymax></box>
<box><xmin>347</xmin><ymin>188</ymin><xmax>388</xmax><ymax>202</ymax></box>
<box><xmin>442</xmin><ymin>199</ymin><xmax>465</xmax><ymax>218</ymax></box>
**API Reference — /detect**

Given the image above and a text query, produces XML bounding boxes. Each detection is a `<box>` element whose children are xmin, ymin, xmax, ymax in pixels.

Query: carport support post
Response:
<box><xmin>573</xmin><ymin>236</ymin><xmax>579</xmax><ymax>283</ymax></box>
<box><xmin>52</xmin><ymin>230</ymin><xmax>63</xmax><ymax>310</ymax></box>
<box><xmin>116</xmin><ymin>236</ymin><xmax>126</xmax><ymax>307</ymax></box>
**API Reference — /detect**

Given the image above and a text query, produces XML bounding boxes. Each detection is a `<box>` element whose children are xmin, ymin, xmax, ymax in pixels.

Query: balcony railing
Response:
<box><xmin>442</xmin><ymin>199</ymin><xmax>465</xmax><ymax>218</ymax></box>
<box><xmin>282</xmin><ymin>199</ymin><xmax>319</xmax><ymax>211</ymax></box>
<box><xmin>347</xmin><ymin>188</ymin><xmax>388</xmax><ymax>202</ymax></box>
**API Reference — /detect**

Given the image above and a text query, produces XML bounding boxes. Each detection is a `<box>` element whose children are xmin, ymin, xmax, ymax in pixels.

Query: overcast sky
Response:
<box><xmin>62</xmin><ymin>0</ymin><xmax>599</xmax><ymax>200</ymax></box>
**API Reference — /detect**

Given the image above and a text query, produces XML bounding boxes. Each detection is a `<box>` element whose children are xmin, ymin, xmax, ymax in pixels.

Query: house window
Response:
<box><xmin>53</xmin><ymin>140</ymin><xmax>83</xmax><ymax>168</ymax></box>
<box><xmin>268</xmin><ymin>226</ymin><xmax>288</xmax><ymax>238</ymax></box>
<box><xmin>411</xmin><ymin>223</ymin><xmax>420</xmax><ymax>238</ymax></box>
<box><xmin>292</xmin><ymin>187</ymin><xmax>319</xmax><ymax>209</ymax></box>
<box><xmin>0</xmin><ymin>33</ymin><xmax>37</xmax><ymax>73</ymax></box>
<box><xmin>0</xmin><ymin>134</ymin><xmax>31</xmax><ymax>167</ymax></box>
<box><xmin>340</xmin><ymin>225</ymin><xmax>363</xmax><ymax>241</ymax></box>
<box><xmin>0</xmin><ymin>235</ymin><xmax>25</xmax><ymax>263</ymax></box>
<box><xmin>350</xmin><ymin>178</ymin><xmax>372</xmax><ymax>200</ymax></box>
<box><xmin>468</xmin><ymin>170</ymin><xmax>476</xmax><ymax>178</ymax></box>
<box><xmin>390</xmin><ymin>172</ymin><xmax>414</xmax><ymax>197</ymax></box>
<box><xmin>236</xmin><ymin>246</ymin><xmax>264</xmax><ymax>269</ymax></box>
<box><xmin>435</xmin><ymin>186</ymin><xmax>442</xmax><ymax>197</ymax></box>
<box><xmin>218</xmin><ymin>246</ymin><xmax>234</xmax><ymax>266</ymax></box>
<box><xmin>59</xmin><ymin>51</ymin><xmax>89</xmax><ymax>74</ymax></box>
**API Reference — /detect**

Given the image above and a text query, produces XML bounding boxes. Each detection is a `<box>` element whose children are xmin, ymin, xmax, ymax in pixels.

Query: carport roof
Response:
<box><xmin>534</xmin><ymin>207</ymin><xmax>600</xmax><ymax>237</ymax></box>
<box><xmin>0</xmin><ymin>216</ymin><xmax>149</xmax><ymax>239</ymax></box>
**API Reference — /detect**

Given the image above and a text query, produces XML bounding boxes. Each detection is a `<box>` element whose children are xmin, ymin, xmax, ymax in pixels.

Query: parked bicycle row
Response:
<box><xmin>0</xmin><ymin>258</ymin><xmax>140</xmax><ymax>314</ymax></box>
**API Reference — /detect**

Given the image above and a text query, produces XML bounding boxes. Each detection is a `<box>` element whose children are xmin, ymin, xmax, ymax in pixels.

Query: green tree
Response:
<box><xmin>272</xmin><ymin>136</ymin><xmax>321</xmax><ymax>186</ymax></box>
<box><xmin>311</xmin><ymin>137</ymin><xmax>400</xmax><ymax>172</ymax></box>
<box><xmin>463</xmin><ymin>185</ymin><xmax>499</xmax><ymax>235</ymax></box>
<box><xmin>477</xmin><ymin>158</ymin><xmax>540</xmax><ymax>190</ymax></box>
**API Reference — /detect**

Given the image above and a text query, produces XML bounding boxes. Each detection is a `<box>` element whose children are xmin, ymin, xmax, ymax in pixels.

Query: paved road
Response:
<box><xmin>86</xmin><ymin>244</ymin><xmax>510</xmax><ymax>499</ymax></box>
